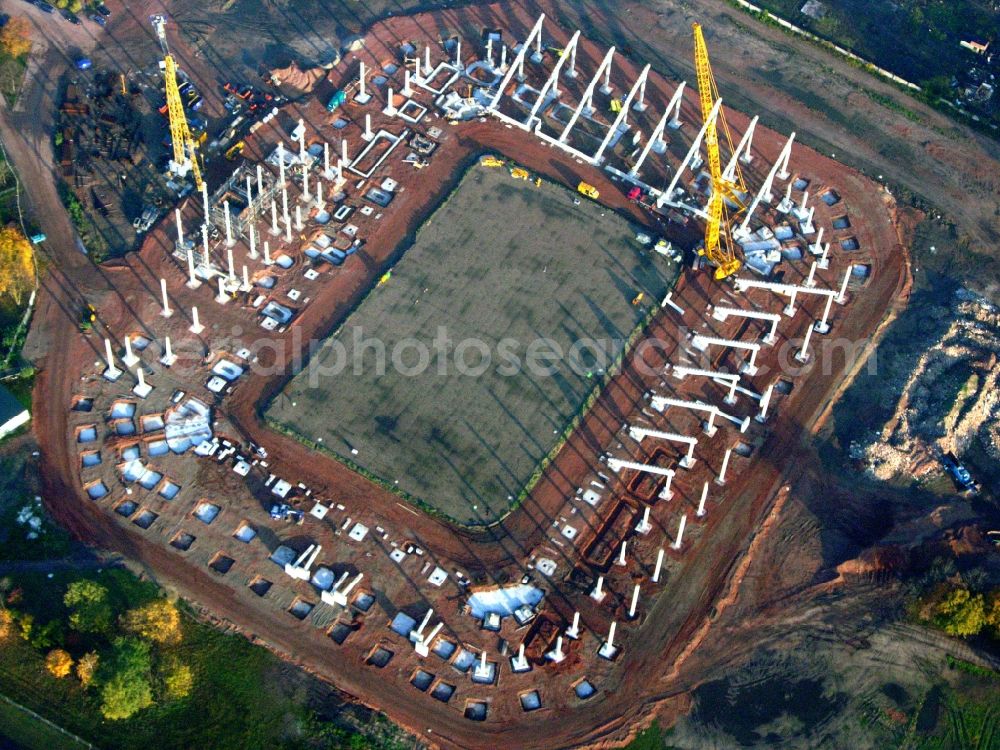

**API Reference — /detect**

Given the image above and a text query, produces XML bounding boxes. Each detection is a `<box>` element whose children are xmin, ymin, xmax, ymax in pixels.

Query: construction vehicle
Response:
<box><xmin>631</xmin><ymin>292</ymin><xmax>645</xmax><ymax>305</ymax></box>
<box><xmin>609</xmin><ymin>98</ymin><xmax>623</xmax><ymax>113</ymax></box>
<box><xmin>577</xmin><ymin>181</ymin><xmax>599</xmax><ymax>200</ymax></box>
<box><xmin>481</xmin><ymin>155</ymin><xmax>505</xmax><ymax>167</ymax></box>
<box><xmin>224</xmin><ymin>140</ymin><xmax>245</xmax><ymax>160</ymax></box>
<box><xmin>150</xmin><ymin>15</ymin><xmax>203</xmax><ymax>191</ymax></box>
<box><xmin>692</xmin><ymin>22</ymin><xmax>746</xmax><ymax>280</ymax></box>
<box><xmin>510</xmin><ymin>167</ymin><xmax>529</xmax><ymax>180</ymax></box>
<box><xmin>941</xmin><ymin>452</ymin><xmax>978</xmax><ymax>493</ymax></box>
<box><xmin>79</xmin><ymin>303</ymin><xmax>96</xmax><ymax>332</ymax></box>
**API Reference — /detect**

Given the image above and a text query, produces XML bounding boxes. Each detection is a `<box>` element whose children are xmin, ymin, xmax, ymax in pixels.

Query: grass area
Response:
<box><xmin>0</xmin><ymin>568</ymin><xmax>411</xmax><ymax>750</ymax></box>
<box><xmin>268</xmin><ymin>163</ymin><xmax>676</xmax><ymax>525</ymax></box>
<box><xmin>0</xmin><ymin>695</ymin><xmax>92</xmax><ymax>750</ymax></box>
<box><xmin>0</xmin><ymin>52</ymin><xmax>27</xmax><ymax>109</ymax></box>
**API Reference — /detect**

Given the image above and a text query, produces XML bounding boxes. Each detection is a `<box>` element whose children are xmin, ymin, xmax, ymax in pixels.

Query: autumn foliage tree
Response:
<box><xmin>75</xmin><ymin>651</ymin><xmax>99</xmax><ymax>686</ymax></box>
<box><xmin>45</xmin><ymin>648</ymin><xmax>73</xmax><ymax>678</ymax></box>
<box><xmin>120</xmin><ymin>600</ymin><xmax>182</xmax><ymax>645</ymax></box>
<box><xmin>0</xmin><ymin>608</ymin><xmax>12</xmax><ymax>641</ymax></box>
<box><xmin>0</xmin><ymin>226</ymin><xmax>35</xmax><ymax>305</ymax></box>
<box><xmin>0</xmin><ymin>17</ymin><xmax>32</xmax><ymax>59</ymax></box>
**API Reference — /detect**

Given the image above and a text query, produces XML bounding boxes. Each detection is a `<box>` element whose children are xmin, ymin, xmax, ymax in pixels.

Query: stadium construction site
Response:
<box><xmin>37</xmin><ymin>3</ymin><xmax>911</xmax><ymax>748</ymax></box>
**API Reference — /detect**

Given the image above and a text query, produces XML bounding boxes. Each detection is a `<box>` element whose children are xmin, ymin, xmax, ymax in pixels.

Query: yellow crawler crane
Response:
<box><xmin>151</xmin><ymin>14</ymin><xmax>203</xmax><ymax>191</ymax></box>
<box><xmin>693</xmin><ymin>22</ymin><xmax>745</xmax><ymax>280</ymax></box>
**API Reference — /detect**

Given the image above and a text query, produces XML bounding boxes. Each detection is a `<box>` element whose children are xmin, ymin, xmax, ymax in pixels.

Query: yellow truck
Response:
<box><xmin>577</xmin><ymin>181</ymin><xmax>599</xmax><ymax>200</ymax></box>
<box><xmin>481</xmin><ymin>156</ymin><xmax>505</xmax><ymax>167</ymax></box>
<box><xmin>510</xmin><ymin>167</ymin><xmax>530</xmax><ymax>180</ymax></box>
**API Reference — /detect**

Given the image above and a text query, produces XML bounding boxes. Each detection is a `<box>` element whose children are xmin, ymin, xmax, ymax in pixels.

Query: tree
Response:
<box><xmin>68</xmin><ymin>0</ymin><xmax>82</xmax><ymax>13</ymax></box>
<box><xmin>0</xmin><ymin>609</ymin><xmax>12</xmax><ymax>641</ymax></box>
<box><xmin>986</xmin><ymin>591</ymin><xmax>1000</xmax><ymax>639</ymax></box>
<box><xmin>100</xmin><ymin>670</ymin><xmax>153</xmax><ymax>720</ymax></box>
<box><xmin>120</xmin><ymin>600</ymin><xmax>182</xmax><ymax>644</ymax></box>
<box><xmin>0</xmin><ymin>226</ymin><xmax>35</xmax><ymax>305</ymax></box>
<box><xmin>76</xmin><ymin>651</ymin><xmax>99</xmax><ymax>686</ymax></box>
<box><xmin>45</xmin><ymin>649</ymin><xmax>73</xmax><ymax>678</ymax></box>
<box><xmin>0</xmin><ymin>17</ymin><xmax>32</xmax><ymax>59</ymax></box>
<box><xmin>160</xmin><ymin>658</ymin><xmax>193</xmax><ymax>700</ymax></box>
<box><xmin>100</xmin><ymin>638</ymin><xmax>154</xmax><ymax>720</ymax></box>
<box><xmin>934</xmin><ymin>588</ymin><xmax>986</xmax><ymax>637</ymax></box>
<box><xmin>64</xmin><ymin>580</ymin><xmax>112</xmax><ymax>634</ymax></box>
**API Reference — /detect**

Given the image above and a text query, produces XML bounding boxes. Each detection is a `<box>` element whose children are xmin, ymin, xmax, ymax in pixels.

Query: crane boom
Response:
<box><xmin>151</xmin><ymin>15</ymin><xmax>203</xmax><ymax>191</ymax></box>
<box><xmin>693</xmin><ymin>23</ymin><xmax>742</xmax><ymax>280</ymax></box>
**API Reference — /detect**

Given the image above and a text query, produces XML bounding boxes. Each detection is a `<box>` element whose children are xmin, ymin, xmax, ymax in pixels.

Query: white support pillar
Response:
<box><xmin>454</xmin><ymin>39</ymin><xmax>462</xmax><ymax>68</ymax></box>
<box><xmin>652</xmin><ymin>548</ymin><xmax>665</xmax><ymax>583</ymax></box>
<box><xmin>122</xmin><ymin>334</ymin><xmax>139</xmax><ymax>369</ymax></box>
<box><xmin>159</xmin><ymin>335</ymin><xmax>176</xmax><ymax>367</ymax></box>
<box><xmin>756</xmin><ymin>383</ymin><xmax>774</xmax><ymax>423</ymax></box>
<box><xmin>628</xmin><ymin>583</ymin><xmax>641</xmax><ymax>618</ymax></box>
<box><xmin>216</xmin><ymin>276</ymin><xmax>229</xmax><ymax>305</ymax></box>
<box><xmin>270</xmin><ymin>198</ymin><xmax>279</xmax><ymax>236</ymax></box>
<box><xmin>263</xmin><ymin>240</ymin><xmax>273</xmax><ymax>266</ymax></box>
<box><xmin>323</xmin><ymin>141</ymin><xmax>331</xmax><ymax>179</ymax></box>
<box><xmin>565</xmin><ymin>39</ymin><xmax>577</xmax><ymax>78</ymax></box>
<box><xmin>103</xmin><ymin>338</ymin><xmax>121</xmax><ymax>381</ymax></box>
<box><xmin>159</xmin><ymin>278</ymin><xmax>172</xmax><ymax>318</ymax></box>
<box><xmin>201</xmin><ymin>181</ymin><xmax>210</xmax><ymax>222</ymax></box>
<box><xmin>617</xmin><ymin>540</ymin><xmax>628</xmax><ymax>566</ymax></box>
<box><xmin>362</xmin><ymin>113</ymin><xmax>373</xmax><ymax>141</ymax></box>
<box><xmin>526</xmin><ymin>30</ymin><xmax>580</xmax><ymax>126</ymax></box>
<box><xmin>735</xmin><ymin>132</ymin><xmax>795</xmax><ymax>239</ymax></box>
<box><xmin>671</xmin><ymin>514</ymin><xmax>688</xmax><ymax>550</ymax></box>
<box><xmin>631</xmin><ymin>105</ymin><xmax>674</xmax><ymax>176</ymax></box>
<box><xmin>815</xmin><ymin>294</ymin><xmax>835</xmax><ymax>334</ymax></box>
<box><xmin>628</xmin><ymin>426</ymin><xmax>698</xmax><ymax>468</ymax></box>
<box><xmin>659</xmin><ymin>99</ymin><xmax>722</xmax><ymax>207</ymax></box>
<box><xmin>511</xmin><ymin>642</ymin><xmax>530</xmax><ymax>672</ymax></box>
<box><xmin>795</xmin><ymin>322</ymin><xmax>815</xmax><ymax>363</ymax></box>
<box><xmin>189</xmin><ymin>306</ymin><xmax>204</xmax><ymax>335</ymax></box>
<box><xmin>277</xmin><ymin>141</ymin><xmax>287</xmax><ymax>187</ymax></box>
<box><xmin>241</xmin><ymin>264</ymin><xmax>251</xmax><ymax>292</ymax></box>
<box><xmin>565</xmin><ymin>611</ymin><xmax>581</xmax><ymax>639</ymax></box>
<box><xmin>805</xmin><ymin>260</ymin><xmax>818</xmax><ymax>288</ymax></box>
<box><xmin>558</xmin><ymin>46</ymin><xmax>616</xmax><ymax>141</ymax></box>
<box><xmin>174</xmin><ymin>208</ymin><xmax>184</xmax><ymax>249</ymax></box>
<box><xmin>723</xmin><ymin>115</ymin><xmax>758</xmax><ymax>181</ymax></box>
<box><xmin>474</xmin><ymin>650</ymin><xmax>491</xmax><ymax>680</ymax></box>
<box><xmin>223</xmin><ymin>200</ymin><xmax>234</xmax><ymax>247</ymax></box>
<box><xmin>132</xmin><ymin>365</ymin><xmax>151</xmax><ymax>398</ymax></box>
<box><xmin>384</xmin><ymin>87</ymin><xmax>397</xmax><ymax>117</ymax></box>
<box><xmin>836</xmin><ymin>266</ymin><xmax>852</xmax><ymax>304</ymax></box>
<box><xmin>716</xmin><ymin>448</ymin><xmax>732</xmax><ymax>486</ymax></box>
<box><xmin>301</xmin><ymin>162</ymin><xmax>310</xmax><ymax>201</ymax></box>
<box><xmin>809</xmin><ymin>226</ymin><xmax>825</xmax><ymax>257</ymax></box>
<box><xmin>636</xmin><ymin>505</ymin><xmax>652</xmax><ymax>534</ymax></box>
<box><xmin>590</xmin><ymin>574</ymin><xmax>606</xmax><ymax>602</ymax></box>
<box><xmin>593</xmin><ymin>64</ymin><xmax>651</xmax><ymax>164</ymax></box>
<box><xmin>818</xmin><ymin>241</ymin><xmax>831</xmax><ymax>270</ymax></box>
<box><xmin>632</xmin><ymin>73</ymin><xmax>648</xmax><ymax>112</ymax></box>
<box><xmin>357</xmin><ymin>61</ymin><xmax>369</xmax><ymax>103</ymax></box>
<box><xmin>697</xmin><ymin>481</ymin><xmax>709</xmax><ymax>517</ymax></box>
<box><xmin>490</xmin><ymin>15</ymin><xmax>545</xmax><ymax>99</ymax></box>
<box><xmin>185</xmin><ymin>246</ymin><xmax>200</xmax><ymax>289</ymax></box>
<box><xmin>598</xmin><ymin>621</ymin><xmax>618</xmax><ymax>659</ymax></box>
<box><xmin>777</xmin><ymin>132</ymin><xmax>796</xmax><ymax>180</ymax></box>
<box><xmin>314</xmin><ymin>180</ymin><xmax>324</xmax><ymax>211</ymax></box>
<box><xmin>295</xmin><ymin>205</ymin><xmax>303</xmax><ymax>232</ymax></box>
<box><xmin>401</xmin><ymin>69</ymin><xmax>413</xmax><ymax>97</ymax></box>
<box><xmin>248</xmin><ymin>223</ymin><xmax>257</xmax><ymax>260</ymax></box>
<box><xmin>226</xmin><ymin>242</ymin><xmax>236</xmax><ymax>284</ymax></box>
<box><xmin>777</xmin><ymin>181</ymin><xmax>794</xmax><ymax>213</ymax></box>
<box><xmin>341</xmin><ymin>139</ymin><xmax>348</xmax><ymax>166</ymax></box>
<box><xmin>546</xmin><ymin>635</ymin><xmax>566</xmax><ymax>663</ymax></box>
<box><xmin>256</xmin><ymin>164</ymin><xmax>264</xmax><ymax>198</ymax></box>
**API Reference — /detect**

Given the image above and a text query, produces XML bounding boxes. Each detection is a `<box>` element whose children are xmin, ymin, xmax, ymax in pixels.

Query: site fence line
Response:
<box><xmin>0</xmin><ymin>692</ymin><xmax>98</xmax><ymax>750</ymax></box>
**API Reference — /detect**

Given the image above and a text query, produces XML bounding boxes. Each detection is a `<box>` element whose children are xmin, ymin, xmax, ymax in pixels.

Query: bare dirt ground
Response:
<box><xmin>3</xmin><ymin>0</ymin><xmax>996</xmax><ymax>748</ymax></box>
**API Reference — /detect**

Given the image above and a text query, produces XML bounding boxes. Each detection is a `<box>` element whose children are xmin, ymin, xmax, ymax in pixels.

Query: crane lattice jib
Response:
<box><xmin>693</xmin><ymin>23</ymin><xmax>740</xmax><ymax>280</ymax></box>
<box><xmin>152</xmin><ymin>15</ymin><xmax>203</xmax><ymax>190</ymax></box>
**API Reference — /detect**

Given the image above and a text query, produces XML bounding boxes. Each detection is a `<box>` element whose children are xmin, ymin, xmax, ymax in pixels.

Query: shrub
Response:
<box><xmin>45</xmin><ymin>648</ymin><xmax>73</xmax><ymax>678</ymax></box>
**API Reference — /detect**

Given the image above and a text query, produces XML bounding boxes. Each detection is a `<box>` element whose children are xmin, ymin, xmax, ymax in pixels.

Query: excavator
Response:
<box><xmin>692</xmin><ymin>22</ymin><xmax>746</xmax><ymax>280</ymax></box>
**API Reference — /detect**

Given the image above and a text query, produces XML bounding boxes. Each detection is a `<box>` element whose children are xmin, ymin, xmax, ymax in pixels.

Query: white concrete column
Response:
<box><xmin>598</xmin><ymin>621</ymin><xmax>617</xmax><ymax>659</ymax></box>
<box><xmin>756</xmin><ymin>383</ymin><xmax>774</xmax><ymax>423</ymax></box>
<box><xmin>216</xmin><ymin>277</ymin><xmax>229</xmax><ymax>305</ymax></box>
<box><xmin>226</xmin><ymin>242</ymin><xmax>235</xmax><ymax>283</ymax></box>
<box><xmin>836</xmin><ymin>267</ymin><xmax>852</xmax><ymax>304</ymax></box>
<box><xmin>190</xmin><ymin>306</ymin><xmax>204</xmax><ymax>334</ymax></box>
<box><xmin>363</xmin><ymin>113</ymin><xmax>373</xmax><ymax>141</ymax></box>
<box><xmin>652</xmin><ymin>548</ymin><xmax>664</xmax><ymax>583</ymax></box>
<box><xmin>263</xmin><ymin>241</ymin><xmax>272</xmax><ymax>266</ymax></box>
<box><xmin>186</xmin><ymin>246</ymin><xmax>200</xmax><ymax>289</ymax></box>
<box><xmin>717</xmin><ymin>448</ymin><xmax>732</xmax><ymax>486</ymax></box>
<box><xmin>617</xmin><ymin>540</ymin><xmax>627</xmax><ymax>566</ymax></box>
<box><xmin>277</xmin><ymin>141</ymin><xmax>286</xmax><ymax>187</ymax></box>
<box><xmin>160</xmin><ymin>336</ymin><xmax>176</xmax><ymax>367</ymax></box>
<box><xmin>270</xmin><ymin>199</ymin><xmax>279</xmax><ymax>236</ymax></box>
<box><xmin>795</xmin><ymin>322</ymin><xmax>815</xmax><ymax>363</ymax></box>
<box><xmin>697</xmin><ymin>481</ymin><xmax>708</xmax><ymax>517</ymax></box>
<box><xmin>565</xmin><ymin>611</ymin><xmax>580</xmax><ymax>639</ymax></box>
<box><xmin>805</xmin><ymin>260</ymin><xmax>818</xmax><ymax>288</ymax></box>
<box><xmin>103</xmin><ymin>338</ymin><xmax>120</xmax><ymax>380</ymax></box>
<box><xmin>248</xmin><ymin>224</ymin><xmax>257</xmax><ymax>260</ymax></box>
<box><xmin>256</xmin><ymin>164</ymin><xmax>264</xmax><ymax>198</ymax></box>
<box><xmin>159</xmin><ymin>278</ymin><xmax>172</xmax><ymax>317</ymax></box>
<box><xmin>223</xmin><ymin>201</ymin><xmax>235</xmax><ymax>247</ymax></box>
<box><xmin>301</xmin><ymin>163</ymin><xmax>310</xmax><ymax>201</ymax></box>
<box><xmin>628</xmin><ymin>583</ymin><xmax>641</xmax><ymax>618</ymax></box>
<box><xmin>384</xmin><ymin>87</ymin><xmax>397</xmax><ymax>117</ymax></box>
<box><xmin>671</xmin><ymin>514</ymin><xmax>687</xmax><ymax>550</ymax></box>
<box><xmin>295</xmin><ymin>205</ymin><xmax>303</xmax><ymax>232</ymax></box>
<box><xmin>636</xmin><ymin>505</ymin><xmax>652</xmax><ymax>534</ymax></box>
<box><xmin>174</xmin><ymin>208</ymin><xmax>184</xmax><ymax>248</ymax></box>
<box><xmin>815</xmin><ymin>294</ymin><xmax>835</xmax><ymax>334</ymax></box>
<box><xmin>590</xmin><ymin>575</ymin><xmax>606</xmax><ymax>602</ymax></box>
<box><xmin>402</xmin><ymin>69</ymin><xmax>413</xmax><ymax>97</ymax></box>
